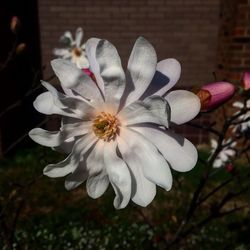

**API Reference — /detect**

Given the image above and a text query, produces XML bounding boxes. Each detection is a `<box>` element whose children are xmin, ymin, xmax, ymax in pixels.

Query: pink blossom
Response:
<box><xmin>197</xmin><ymin>82</ymin><xmax>235</xmax><ymax>112</ymax></box>
<box><xmin>243</xmin><ymin>72</ymin><xmax>250</xmax><ymax>90</ymax></box>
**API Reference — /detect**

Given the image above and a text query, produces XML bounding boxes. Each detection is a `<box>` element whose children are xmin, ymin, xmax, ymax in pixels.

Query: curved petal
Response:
<box><xmin>85</xmin><ymin>38</ymin><xmax>105</xmax><ymax>94</ymax></box>
<box><xmin>34</xmin><ymin>83</ymin><xmax>95</xmax><ymax>119</ymax></box>
<box><xmin>118</xmin><ymin>96</ymin><xmax>170</xmax><ymax>127</ymax></box>
<box><xmin>43</xmin><ymin>133</ymin><xmax>97</xmax><ymax>178</ymax></box>
<box><xmin>53</xmin><ymin>137</ymin><xmax>75</xmax><ymax>154</ymax></box>
<box><xmin>132</xmin><ymin>126</ymin><xmax>198</xmax><ymax>172</ymax></box>
<box><xmin>86</xmin><ymin>140</ymin><xmax>109</xmax><ymax>198</ymax></box>
<box><xmin>96</xmin><ymin>39</ymin><xmax>126</xmax><ymax>112</ymax></box>
<box><xmin>104</xmin><ymin>141</ymin><xmax>131</xmax><ymax>209</ymax></box>
<box><xmin>29</xmin><ymin>121</ymin><xmax>91</xmax><ymax>147</ymax></box>
<box><xmin>64</xmin><ymin>161</ymin><xmax>88</xmax><ymax>190</ymax></box>
<box><xmin>86</xmin><ymin>173</ymin><xmax>109</xmax><ymax>199</ymax></box>
<box><xmin>75</xmin><ymin>27</ymin><xmax>83</xmax><ymax>47</ymax></box>
<box><xmin>117</xmin><ymin>134</ymin><xmax>156</xmax><ymax>207</ymax></box>
<box><xmin>165</xmin><ymin>90</ymin><xmax>201</xmax><ymax>125</ymax></box>
<box><xmin>51</xmin><ymin>59</ymin><xmax>103</xmax><ymax>105</ymax></box>
<box><xmin>123</xmin><ymin>37</ymin><xmax>157</xmax><ymax>107</ymax></box>
<box><xmin>75</xmin><ymin>56</ymin><xmax>89</xmax><ymax>69</ymax></box>
<box><xmin>118</xmin><ymin>128</ymin><xmax>172</xmax><ymax>191</ymax></box>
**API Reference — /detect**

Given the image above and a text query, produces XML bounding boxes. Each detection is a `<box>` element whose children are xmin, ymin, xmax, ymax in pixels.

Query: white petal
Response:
<box><xmin>118</xmin><ymin>128</ymin><xmax>172</xmax><ymax>191</ymax></box>
<box><xmin>165</xmin><ymin>90</ymin><xmax>201</xmax><ymax>125</ymax></box>
<box><xmin>124</xmin><ymin>37</ymin><xmax>157</xmax><ymax>107</ymax></box>
<box><xmin>53</xmin><ymin>48</ymin><xmax>71</xmax><ymax>58</ymax></box>
<box><xmin>75</xmin><ymin>27</ymin><xmax>83</xmax><ymax>47</ymax></box>
<box><xmin>148</xmin><ymin>58</ymin><xmax>181</xmax><ymax>96</ymax></box>
<box><xmin>117</xmin><ymin>134</ymin><xmax>156</xmax><ymax>207</ymax></box>
<box><xmin>76</xmin><ymin>55</ymin><xmax>89</xmax><ymax>69</ymax></box>
<box><xmin>104</xmin><ymin>141</ymin><xmax>131</xmax><ymax>209</ymax></box>
<box><xmin>33</xmin><ymin>91</ymin><xmax>95</xmax><ymax>119</ymax></box>
<box><xmin>51</xmin><ymin>59</ymin><xmax>103</xmax><ymax>105</ymax></box>
<box><xmin>118</xmin><ymin>96</ymin><xmax>170</xmax><ymax>127</ymax></box>
<box><xmin>86</xmin><ymin>173</ymin><xmax>109</xmax><ymax>199</ymax></box>
<box><xmin>53</xmin><ymin>137</ymin><xmax>75</xmax><ymax>154</ymax></box>
<box><xmin>43</xmin><ymin>133</ymin><xmax>97</xmax><ymax>178</ymax></box>
<box><xmin>60</xmin><ymin>31</ymin><xmax>73</xmax><ymax>45</ymax></box>
<box><xmin>85</xmin><ymin>38</ymin><xmax>105</xmax><ymax>94</ymax></box>
<box><xmin>213</xmin><ymin>158</ymin><xmax>223</xmax><ymax>168</ymax></box>
<box><xmin>225</xmin><ymin>149</ymin><xmax>235</xmax><ymax>157</ymax></box>
<box><xmin>29</xmin><ymin>122</ymin><xmax>91</xmax><ymax>147</ymax></box>
<box><xmin>64</xmin><ymin>161</ymin><xmax>88</xmax><ymax>190</ymax></box>
<box><xmin>233</xmin><ymin>101</ymin><xmax>244</xmax><ymax>109</ymax></box>
<box><xmin>132</xmin><ymin>126</ymin><xmax>198</xmax><ymax>172</ymax></box>
<box><xmin>96</xmin><ymin>40</ymin><xmax>126</xmax><ymax>111</ymax></box>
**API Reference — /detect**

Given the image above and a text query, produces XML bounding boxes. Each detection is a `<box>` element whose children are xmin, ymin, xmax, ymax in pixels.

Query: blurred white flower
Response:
<box><xmin>232</xmin><ymin>100</ymin><xmax>250</xmax><ymax>134</ymax></box>
<box><xmin>53</xmin><ymin>27</ymin><xmax>89</xmax><ymax>69</ymax></box>
<box><xmin>30</xmin><ymin>37</ymin><xmax>200</xmax><ymax>209</ymax></box>
<box><xmin>210</xmin><ymin>138</ymin><xmax>236</xmax><ymax>168</ymax></box>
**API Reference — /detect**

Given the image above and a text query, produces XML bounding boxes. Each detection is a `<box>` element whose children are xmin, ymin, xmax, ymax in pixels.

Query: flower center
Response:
<box><xmin>92</xmin><ymin>112</ymin><xmax>120</xmax><ymax>141</ymax></box>
<box><xmin>72</xmin><ymin>47</ymin><xmax>82</xmax><ymax>57</ymax></box>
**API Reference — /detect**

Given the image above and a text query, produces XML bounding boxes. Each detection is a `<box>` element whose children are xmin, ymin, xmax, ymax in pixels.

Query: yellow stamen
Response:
<box><xmin>92</xmin><ymin>112</ymin><xmax>120</xmax><ymax>141</ymax></box>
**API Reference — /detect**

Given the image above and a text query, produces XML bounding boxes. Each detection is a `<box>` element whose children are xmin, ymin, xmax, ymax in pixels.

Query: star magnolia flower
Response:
<box><xmin>53</xmin><ymin>27</ymin><xmax>89</xmax><ymax>69</ymax></box>
<box><xmin>210</xmin><ymin>139</ymin><xmax>236</xmax><ymax>168</ymax></box>
<box><xmin>232</xmin><ymin>100</ymin><xmax>250</xmax><ymax>133</ymax></box>
<box><xmin>29</xmin><ymin>37</ymin><xmax>200</xmax><ymax>209</ymax></box>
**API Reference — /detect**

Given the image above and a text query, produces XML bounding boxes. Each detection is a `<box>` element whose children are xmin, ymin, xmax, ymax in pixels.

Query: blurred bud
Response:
<box><xmin>242</xmin><ymin>72</ymin><xmax>250</xmax><ymax>90</ymax></box>
<box><xmin>83</xmin><ymin>68</ymin><xmax>96</xmax><ymax>82</ymax></box>
<box><xmin>16</xmin><ymin>43</ymin><xmax>26</xmax><ymax>55</ymax></box>
<box><xmin>196</xmin><ymin>82</ymin><xmax>235</xmax><ymax>112</ymax></box>
<box><xmin>226</xmin><ymin>163</ymin><xmax>234</xmax><ymax>173</ymax></box>
<box><xmin>10</xmin><ymin>16</ymin><xmax>21</xmax><ymax>34</ymax></box>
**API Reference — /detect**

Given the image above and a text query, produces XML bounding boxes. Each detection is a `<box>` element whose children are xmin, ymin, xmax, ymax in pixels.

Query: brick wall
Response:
<box><xmin>38</xmin><ymin>0</ymin><xmax>221</xmax><ymax>143</ymax></box>
<box><xmin>217</xmin><ymin>0</ymin><xmax>250</xmax><ymax>83</ymax></box>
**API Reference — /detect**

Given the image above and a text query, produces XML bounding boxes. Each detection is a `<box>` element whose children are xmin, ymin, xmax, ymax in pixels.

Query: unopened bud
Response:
<box><xmin>242</xmin><ymin>72</ymin><xmax>250</xmax><ymax>91</ymax></box>
<box><xmin>16</xmin><ymin>43</ymin><xmax>26</xmax><ymax>55</ymax></box>
<box><xmin>196</xmin><ymin>82</ymin><xmax>235</xmax><ymax>112</ymax></box>
<box><xmin>226</xmin><ymin>163</ymin><xmax>234</xmax><ymax>173</ymax></box>
<box><xmin>10</xmin><ymin>16</ymin><xmax>21</xmax><ymax>34</ymax></box>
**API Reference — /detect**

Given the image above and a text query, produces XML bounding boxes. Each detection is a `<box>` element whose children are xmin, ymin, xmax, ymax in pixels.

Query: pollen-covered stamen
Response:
<box><xmin>72</xmin><ymin>47</ymin><xmax>82</xmax><ymax>57</ymax></box>
<box><xmin>92</xmin><ymin>112</ymin><xmax>120</xmax><ymax>141</ymax></box>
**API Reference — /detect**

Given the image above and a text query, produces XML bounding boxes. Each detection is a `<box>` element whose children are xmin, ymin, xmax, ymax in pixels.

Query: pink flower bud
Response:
<box><xmin>242</xmin><ymin>72</ymin><xmax>250</xmax><ymax>90</ymax></box>
<box><xmin>196</xmin><ymin>82</ymin><xmax>235</xmax><ymax>112</ymax></box>
<box><xmin>226</xmin><ymin>163</ymin><xmax>233</xmax><ymax>173</ymax></box>
<box><xmin>82</xmin><ymin>68</ymin><xmax>96</xmax><ymax>82</ymax></box>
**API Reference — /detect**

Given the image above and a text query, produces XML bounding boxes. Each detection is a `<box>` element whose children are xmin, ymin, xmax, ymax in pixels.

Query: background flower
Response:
<box><xmin>53</xmin><ymin>27</ymin><xmax>89</xmax><ymax>69</ymax></box>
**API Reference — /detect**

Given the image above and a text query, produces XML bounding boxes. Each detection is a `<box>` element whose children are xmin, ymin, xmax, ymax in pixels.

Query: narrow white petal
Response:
<box><xmin>117</xmin><ymin>134</ymin><xmax>156</xmax><ymax>207</ymax></box>
<box><xmin>118</xmin><ymin>96</ymin><xmax>170</xmax><ymax>127</ymax></box>
<box><xmin>233</xmin><ymin>101</ymin><xmax>244</xmax><ymax>109</ymax></box>
<box><xmin>124</xmin><ymin>37</ymin><xmax>157</xmax><ymax>107</ymax></box>
<box><xmin>60</xmin><ymin>31</ymin><xmax>73</xmax><ymax>45</ymax></box>
<box><xmin>34</xmin><ymin>83</ymin><xmax>96</xmax><ymax>119</ymax></box>
<box><xmin>75</xmin><ymin>27</ymin><xmax>83</xmax><ymax>47</ymax></box>
<box><xmin>85</xmin><ymin>38</ymin><xmax>105</xmax><ymax>94</ymax></box>
<box><xmin>86</xmin><ymin>140</ymin><xmax>109</xmax><ymax>198</ymax></box>
<box><xmin>132</xmin><ymin>127</ymin><xmax>198</xmax><ymax>172</ymax></box>
<box><xmin>213</xmin><ymin>158</ymin><xmax>223</xmax><ymax>168</ymax></box>
<box><xmin>53</xmin><ymin>48</ymin><xmax>71</xmax><ymax>58</ymax></box>
<box><xmin>51</xmin><ymin>59</ymin><xmax>103</xmax><ymax>105</ymax></box>
<box><xmin>86</xmin><ymin>173</ymin><xmax>109</xmax><ymax>199</ymax></box>
<box><xmin>104</xmin><ymin>141</ymin><xmax>131</xmax><ymax>209</ymax></box>
<box><xmin>65</xmin><ymin>162</ymin><xmax>88</xmax><ymax>190</ymax></box>
<box><xmin>43</xmin><ymin>133</ymin><xmax>97</xmax><ymax>178</ymax></box>
<box><xmin>29</xmin><ymin>122</ymin><xmax>91</xmax><ymax>147</ymax></box>
<box><xmin>118</xmin><ymin>128</ymin><xmax>172</xmax><ymax>191</ymax></box>
<box><xmin>96</xmin><ymin>40</ymin><xmax>126</xmax><ymax>111</ymax></box>
<box><xmin>165</xmin><ymin>90</ymin><xmax>201</xmax><ymax>125</ymax></box>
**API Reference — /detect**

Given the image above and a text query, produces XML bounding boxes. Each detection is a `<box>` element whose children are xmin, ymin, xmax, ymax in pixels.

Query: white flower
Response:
<box><xmin>29</xmin><ymin>37</ymin><xmax>201</xmax><ymax>209</ymax></box>
<box><xmin>53</xmin><ymin>27</ymin><xmax>89</xmax><ymax>69</ymax></box>
<box><xmin>210</xmin><ymin>139</ymin><xmax>236</xmax><ymax>168</ymax></box>
<box><xmin>232</xmin><ymin>100</ymin><xmax>250</xmax><ymax>134</ymax></box>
